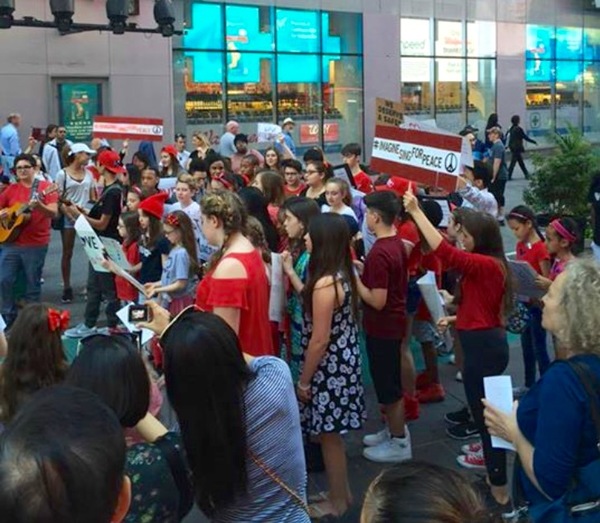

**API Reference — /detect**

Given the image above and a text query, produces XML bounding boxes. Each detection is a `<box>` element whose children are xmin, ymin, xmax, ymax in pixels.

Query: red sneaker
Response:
<box><xmin>404</xmin><ymin>393</ymin><xmax>420</xmax><ymax>421</ymax></box>
<box><xmin>417</xmin><ymin>383</ymin><xmax>446</xmax><ymax>404</ymax></box>
<box><xmin>457</xmin><ymin>453</ymin><xmax>486</xmax><ymax>470</ymax></box>
<box><xmin>416</xmin><ymin>372</ymin><xmax>431</xmax><ymax>390</ymax></box>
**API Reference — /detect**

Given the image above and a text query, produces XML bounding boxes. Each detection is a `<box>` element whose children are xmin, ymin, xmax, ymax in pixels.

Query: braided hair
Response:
<box><xmin>201</xmin><ymin>190</ymin><xmax>248</xmax><ymax>271</ymax></box>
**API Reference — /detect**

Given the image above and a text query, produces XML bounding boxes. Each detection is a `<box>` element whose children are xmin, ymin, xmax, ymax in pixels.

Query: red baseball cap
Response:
<box><xmin>97</xmin><ymin>150</ymin><xmax>126</xmax><ymax>174</ymax></box>
<box><xmin>161</xmin><ymin>145</ymin><xmax>178</xmax><ymax>157</ymax></box>
<box><xmin>374</xmin><ymin>175</ymin><xmax>417</xmax><ymax>197</ymax></box>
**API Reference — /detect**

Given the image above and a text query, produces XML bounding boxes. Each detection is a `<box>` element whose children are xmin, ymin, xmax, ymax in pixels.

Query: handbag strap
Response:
<box><xmin>154</xmin><ymin>434</ymin><xmax>194</xmax><ymax>520</ymax></box>
<box><xmin>249</xmin><ymin>451</ymin><xmax>309</xmax><ymax>514</ymax></box>
<box><xmin>566</xmin><ymin>358</ymin><xmax>600</xmax><ymax>453</ymax></box>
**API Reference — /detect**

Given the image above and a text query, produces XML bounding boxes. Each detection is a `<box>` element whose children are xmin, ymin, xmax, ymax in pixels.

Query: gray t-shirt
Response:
<box><xmin>215</xmin><ymin>357</ymin><xmax>309</xmax><ymax>523</ymax></box>
<box><xmin>491</xmin><ymin>141</ymin><xmax>508</xmax><ymax>181</ymax></box>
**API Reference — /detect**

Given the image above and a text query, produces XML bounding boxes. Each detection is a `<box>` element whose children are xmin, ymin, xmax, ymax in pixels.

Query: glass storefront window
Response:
<box><xmin>276</xmin><ymin>9</ymin><xmax>320</xmax><ymax>53</ymax></box>
<box><xmin>227</xmin><ymin>54</ymin><xmax>275</xmax><ymax>128</ymax></box>
<box><xmin>401</xmin><ymin>58</ymin><xmax>433</xmax><ymax>119</ymax></box>
<box><xmin>322</xmin><ymin>55</ymin><xmax>363</xmax><ymax>155</ymax></box>
<box><xmin>468</xmin><ymin>21</ymin><xmax>496</xmax><ymax>58</ymax></box>
<box><xmin>401</xmin><ymin>18</ymin><xmax>431</xmax><ymax>56</ymax></box>
<box><xmin>467</xmin><ymin>59</ymin><xmax>495</xmax><ymax>127</ymax></box>
<box><xmin>183</xmin><ymin>3</ymin><xmax>223</xmax><ymax>50</ymax></box>
<box><xmin>324</xmin><ymin>12</ymin><xmax>362</xmax><ymax>54</ymax></box>
<box><xmin>435</xmin><ymin>21</ymin><xmax>464</xmax><ymax>57</ymax></box>
<box><xmin>175</xmin><ymin>4</ymin><xmax>363</xmax><ymax>156</ymax></box>
<box><xmin>583</xmin><ymin>62</ymin><xmax>600</xmax><ymax>141</ymax></box>
<box><xmin>435</xmin><ymin>58</ymin><xmax>465</xmax><ymax>132</ymax></box>
<box><xmin>225</xmin><ymin>5</ymin><xmax>274</xmax><ymax>52</ymax></box>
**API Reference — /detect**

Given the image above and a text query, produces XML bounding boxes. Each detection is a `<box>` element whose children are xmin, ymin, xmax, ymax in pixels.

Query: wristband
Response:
<box><xmin>297</xmin><ymin>381</ymin><xmax>311</xmax><ymax>392</ymax></box>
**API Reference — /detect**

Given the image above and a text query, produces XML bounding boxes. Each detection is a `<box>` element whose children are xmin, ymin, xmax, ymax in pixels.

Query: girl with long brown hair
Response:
<box><xmin>295</xmin><ymin>213</ymin><xmax>365</xmax><ymax>518</ymax></box>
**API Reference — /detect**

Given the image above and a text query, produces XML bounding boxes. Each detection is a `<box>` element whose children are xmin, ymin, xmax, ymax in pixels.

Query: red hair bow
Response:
<box><xmin>48</xmin><ymin>308</ymin><xmax>70</xmax><ymax>333</ymax></box>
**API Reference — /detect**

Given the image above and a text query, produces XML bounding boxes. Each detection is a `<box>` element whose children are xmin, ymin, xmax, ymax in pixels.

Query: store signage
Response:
<box><xmin>299</xmin><ymin>123</ymin><xmax>339</xmax><ymax>144</ymax></box>
<box><xmin>371</xmin><ymin>124</ymin><xmax>464</xmax><ymax>191</ymax></box>
<box><xmin>58</xmin><ymin>82</ymin><xmax>102</xmax><ymax>142</ymax></box>
<box><xmin>92</xmin><ymin>116</ymin><xmax>164</xmax><ymax>142</ymax></box>
<box><xmin>376</xmin><ymin>98</ymin><xmax>404</xmax><ymax>127</ymax></box>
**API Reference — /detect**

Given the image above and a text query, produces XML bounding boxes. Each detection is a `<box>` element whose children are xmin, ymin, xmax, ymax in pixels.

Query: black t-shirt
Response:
<box><xmin>300</xmin><ymin>187</ymin><xmax>327</xmax><ymax>207</ymax></box>
<box><xmin>588</xmin><ymin>174</ymin><xmax>600</xmax><ymax>245</ymax></box>
<box><xmin>88</xmin><ymin>182</ymin><xmax>123</xmax><ymax>241</ymax></box>
<box><xmin>139</xmin><ymin>237</ymin><xmax>170</xmax><ymax>284</ymax></box>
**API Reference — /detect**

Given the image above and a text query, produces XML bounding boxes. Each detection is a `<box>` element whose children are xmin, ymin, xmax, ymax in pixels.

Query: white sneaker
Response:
<box><xmin>362</xmin><ymin>427</ymin><xmax>390</xmax><ymax>447</ymax></box>
<box><xmin>64</xmin><ymin>323</ymin><xmax>97</xmax><ymax>339</ymax></box>
<box><xmin>363</xmin><ymin>432</ymin><xmax>412</xmax><ymax>463</ymax></box>
<box><xmin>461</xmin><ymin>441</ymin><xmax>483</xmax><ymax>455</ymax></box>
<box><xmin>456</xmin><ymin>371</ymin><xmax>463</xmax><ymax>382</ymax></box>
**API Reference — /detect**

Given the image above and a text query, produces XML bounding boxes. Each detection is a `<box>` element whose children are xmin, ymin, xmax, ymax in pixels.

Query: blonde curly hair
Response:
<box><xmin>201</xmin><ymin>190</ymin><xmax>247</xmax><ymax>270</ymax></box>
<box><xmin>560</xmin><ymin>258</ymin><xmax>600</xmax><ymax>355</ymax></box>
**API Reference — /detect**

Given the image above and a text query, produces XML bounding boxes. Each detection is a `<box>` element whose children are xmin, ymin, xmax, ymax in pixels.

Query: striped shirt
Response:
<box><xmin>215</xmin><ymin>357</ymin><xmax>309</xmax><ymax>523</ymax></box>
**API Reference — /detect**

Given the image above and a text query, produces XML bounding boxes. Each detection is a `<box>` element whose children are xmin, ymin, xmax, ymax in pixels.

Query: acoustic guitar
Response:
<box><xmin>0</xmin><ymin>184</ymin><xmax>58</xmax><ymax>244</ymax></box>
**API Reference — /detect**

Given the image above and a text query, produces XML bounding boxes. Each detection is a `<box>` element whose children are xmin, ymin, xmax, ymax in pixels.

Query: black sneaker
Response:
<box><xmin>61</xmin><ymin>288</ymin><xmax>74</xmax><ymax>304</ymax></box>
<box><xmin>446</xmin><ymin>421</ymin><xmax>479</xmax><ymax>440</ymax></box>
<box><xmin>444</xmin><ymin>406</ymin><xmax>471</xmax><ymax>425</ymax></box>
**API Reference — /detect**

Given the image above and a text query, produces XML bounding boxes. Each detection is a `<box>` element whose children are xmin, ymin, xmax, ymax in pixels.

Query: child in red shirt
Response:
<box><xmin>341</xmin><ymin>143</ymin><xmax>373</xmax><ymax>194</ymax></box>
<box><xmin>113</xmin><ymin>211</ymin><xmax>141</xmax><ymax>303</ymax></box>
<box><xmin>282</xmin><ymin>159</ymin><xmax>306</xmax><ymax>199</ymax></box>
<box><xmin>507</xmin><ymin>206</ymin><xmax>551</xmax><ymax>390</ymax></box>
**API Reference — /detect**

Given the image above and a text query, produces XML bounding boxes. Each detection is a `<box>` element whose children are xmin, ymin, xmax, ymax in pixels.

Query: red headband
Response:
<box><xmin>48</xmin><ymin>308</ymin><xmax>70</xmax><ymax>332</ymax></box>
<box><xmin>550</xmin><ymin>219</ymin><xmax>577</xmax><ymax>243</ymax></box>
<box><xmin>507</xmin><ymin>212</ymin><xmax>531</xmax><ymax>222</ymax></box>
<box><xmin>164</xmin><ymin>213</ymin><xmax>180</xmax><ymax>228</ymax></box>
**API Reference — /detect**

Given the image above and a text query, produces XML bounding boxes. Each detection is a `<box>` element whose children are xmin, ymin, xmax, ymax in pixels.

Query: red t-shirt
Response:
<box><xmin>115</xmin><ymin>241</ymin><xmax>140</xmax><ymax>301</ymax></box>
<box><xmin>434</xmin><ymin>240</ymin><xmax>506</xmax><ymax>331</ymax></box>
<box><xmin>516</xmin><ymin>240</ymin><xmax>549</xmax><ymax>275</ymax></box>
<box><xmin>353</xmin><ymin>171</ymin><xmax>373</xmax><ymax>194</ymax></box>
<box><xmin>361</xmin><ymin>235</ymin><xmax>408</xmax><ymax>339</ymax></box>
<box><xmin>0</xmin><ymin>181</ymin><xmax>58</xmax><ymax>246</ymax></box>
<box><xmin>396</xmin><ymin>220</ymin><xmax>422</xmax><ymax>276</ymax></box>
<box><xmin>415</xmin><ymin>251</ymin><xmax>443</xmax><ymax>321</ymax></box>
<box><xmin>195</xmin><ymin>249</ymin><xmax>274</xmax><ymax>357</ymax></box>
<box><xmin>284</xmin><ymin>184</ymin><xmax>306</xmax><ymax>198</ymax></box>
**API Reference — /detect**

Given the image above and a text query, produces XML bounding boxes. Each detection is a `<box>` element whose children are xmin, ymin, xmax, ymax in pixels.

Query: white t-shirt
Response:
<box><xmin>56</xmin><ymin>168</ymin><xmax>95</xmax><ymax>207</ymax></box>
<box><xmin>321</xmin><ymin>204</ymin><xmax>358</xmax><ymax>221</ymax></box>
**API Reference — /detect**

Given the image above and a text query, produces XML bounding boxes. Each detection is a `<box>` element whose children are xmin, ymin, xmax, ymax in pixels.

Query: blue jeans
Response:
<box><xmin>0</xmin><ymin>244</ymin><xmax>48</xmax><ymax>327</ymax></box>
<box><xmin>520</xmin><ymin>304</ymin><xmax>550</xmax><ymax>388</ymax></box>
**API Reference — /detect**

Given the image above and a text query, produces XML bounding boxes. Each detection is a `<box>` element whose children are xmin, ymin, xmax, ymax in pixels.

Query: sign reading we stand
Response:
<box><xmin>371</xmin><ymin>124</ymin><xmax>464</xmax><ymax>192</ymax></box>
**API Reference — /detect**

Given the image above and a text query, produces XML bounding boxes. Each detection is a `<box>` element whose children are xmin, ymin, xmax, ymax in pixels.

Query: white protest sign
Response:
<box><xmin>484</xmin><ymin>376</ymin><xmax>516</xmax><ymax>451</ymax></box>
<box><xmin>158</xmin><ymin>178</ymin><xmax>177</xmax><ymax>192</ymax></box>
<box><xmin>74</xmin><ymin>216</ymin><xmax>109</xmax><ymax>272</ymax></box>
<box><xmin>257</xmin><ymin>123</ymin><xmax>282</xmax><ymax>144</ymax></box>
<box><xmin>101</xmin><ymin>236</ymin><xmax>132</xmax><ymax>270</ymax></box>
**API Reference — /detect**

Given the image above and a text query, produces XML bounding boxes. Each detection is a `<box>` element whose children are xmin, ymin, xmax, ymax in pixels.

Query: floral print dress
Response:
<box><xmin>287</xmin><ymin>250</ymin><xmax>309</xmax><ymax>382</ymax></box>
<box><xmin>299</xmin><ymin>277</ymin><xmax>365</xmax><ymax>435</ymax></box>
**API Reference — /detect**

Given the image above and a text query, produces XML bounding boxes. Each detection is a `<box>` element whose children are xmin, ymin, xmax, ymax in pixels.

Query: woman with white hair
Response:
<box><xmin>484</xmin><ymin>259</ymin><xmax>600</xmax><ymax>522</ymax></box>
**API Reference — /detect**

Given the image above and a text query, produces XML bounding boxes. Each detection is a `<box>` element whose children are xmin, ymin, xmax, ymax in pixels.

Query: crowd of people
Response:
<box><xmin>0</xmin><ymin>112</ymin><xmax>599</xmax><ymax>523</ymax></box>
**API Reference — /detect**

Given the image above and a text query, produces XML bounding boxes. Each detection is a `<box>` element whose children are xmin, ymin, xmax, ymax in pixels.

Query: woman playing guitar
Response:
<box><xmin>0</xmin><ymin>153</ymin><xmax>58</xmax><ymax>330</ymax></box>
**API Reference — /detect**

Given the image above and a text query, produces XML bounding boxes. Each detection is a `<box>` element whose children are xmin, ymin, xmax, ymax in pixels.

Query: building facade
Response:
<box><xmin>2</xmin><ymin>0</ymin><xmax>600</xmax><ymax>159</ymax></box>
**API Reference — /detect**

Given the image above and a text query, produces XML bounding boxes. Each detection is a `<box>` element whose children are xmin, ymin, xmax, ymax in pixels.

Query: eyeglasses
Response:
<box><xmin>15</xmin><ymin>165</ymin><xmax>33</xmax><ymax>171</ymax></box>
<box><xmin>305</xmin><ymin>170</ymin><xmax>320</xmax><ymax>175</ymax></box>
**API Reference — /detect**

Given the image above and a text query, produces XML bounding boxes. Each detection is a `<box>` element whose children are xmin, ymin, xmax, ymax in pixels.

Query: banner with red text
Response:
<box><xmin>93</xmin><ymin>116</ymin><xmax>164</xmax><ymax>142</ymax></box>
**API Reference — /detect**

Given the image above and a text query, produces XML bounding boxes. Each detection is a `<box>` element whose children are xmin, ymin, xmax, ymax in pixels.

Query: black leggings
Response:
<box><xmin>508</xmin><ymin>151</ymin><xmax>529</xmax><ymax>179</ymax></box>
<box><xmin>459</xmin><ymin>328</ymin><xmax>509</xmax><ymax>486</ymax></box>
